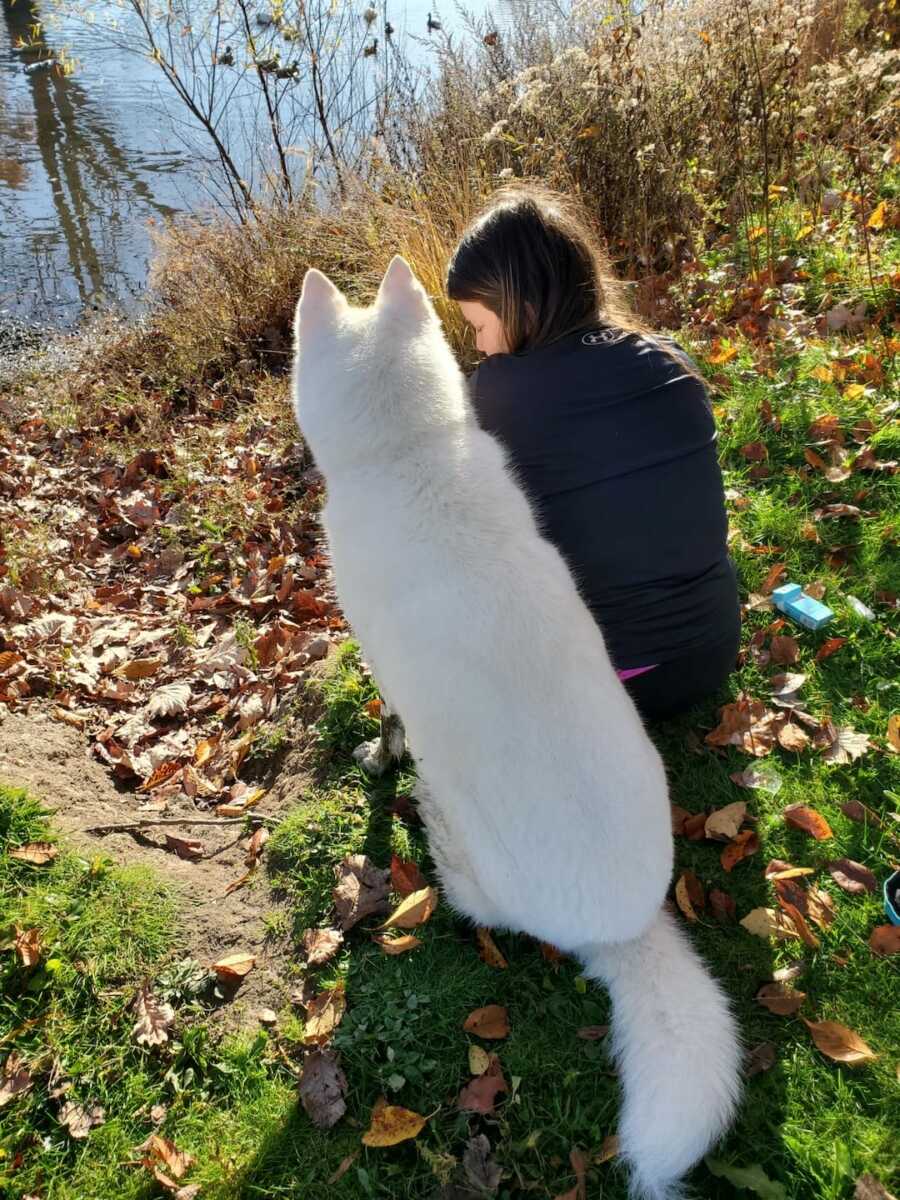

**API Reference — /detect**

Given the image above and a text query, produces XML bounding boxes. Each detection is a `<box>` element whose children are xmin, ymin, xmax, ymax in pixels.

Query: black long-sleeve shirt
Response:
<box><xmin>468</xmin><ymin>326</ymin><xmax>739</xmax><ymax>669</ymax></box>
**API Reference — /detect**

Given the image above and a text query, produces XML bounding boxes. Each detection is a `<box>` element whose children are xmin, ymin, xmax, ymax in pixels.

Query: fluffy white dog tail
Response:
<box><xmin>583</xmin><ymin>909</ymin><xmax>743</xmax><ymax>1200</ymax></box>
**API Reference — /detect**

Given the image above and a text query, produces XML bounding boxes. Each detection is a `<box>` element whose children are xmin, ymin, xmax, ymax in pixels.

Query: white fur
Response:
<box><xmin>292</xmin><ymin>256</ymin><xmax>742</xmax><ymax>1198</ymax></box>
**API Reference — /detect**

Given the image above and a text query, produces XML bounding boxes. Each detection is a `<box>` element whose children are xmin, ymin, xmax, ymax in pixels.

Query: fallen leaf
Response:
<box><xmin>211</xmin><ymin>952</ymin><xmax>256</xmax><ymax>981</ymax></box>
<box><xmin>671</xmin><ymin>804</ymin><xmax>691</xmax><ymax>834</ymax></box>
<box><xmin>826</xmin><ymin>859</ymin><xmax>877</xmax><ymax>895</ymax></box>
<box><xmin>8</xmin><ymin>842</ymin><xmax>58</xmax><ymax>864</ymax></box>
<box><xmin>140</xmin><ymin>1133</ymin><xmax>194</xmax><ymax>1182</ymax></box>
<box><xmin>740</xmin><ymin>907</ymin><xmax>801</xmax><ymax>941</ymax></box>
<box><xmin>741</xmin><ymin>441</ymin><xmax>768</xmax><ymax>461</ymax></box>
<box><xmin>855</xmin><ymin>1173</ymin><xmax>898</xmax><ymax>1200</ymax></box>
<box><xmin>164</xmin><ymin>835</ymin><xmax>204</xmax><ymax>861</ymax></box>
<box><xmin>888</xmin><ymin>714</ymin><xmax>900</xmax><ymax>753</ymax></box>
<box><xmin>773</xmin><ymin>961</ymin><xmax>806</xmax><ymax>983</ymax></box>
<box><xmin>770</xmin><ymin>636</ymin><xmax>800</xmax><ymax>665</ymax></box>
<box><xmin>706</xmin><ymin>695</ymin><xmax>780</xmax><ymax>757</ymax></box>
<box><xmin>457</xmin><ymin>1054</ymin><xmax>508</xmax><ymax>1114</ymax></box>
<box><xmin>803</xmin><ymin>1018</ymin><xmax>877</xmax><ymax>1065</ymax></box>
<box><xmin>0</xmin><ymin>1052</ymin><xmax>32</xmax><ymax>1107</ymax></box>
<box><xmin>816</xmin><ymin>637</ymin><xmax>847</xmax><ymax>662</ymax></box>
<box><xmin>327</xmin><ymin>1152</ymin><xmax>359</xmax><ymax>1185</ymax></box>
<box><xmin>372</xmin><ymin>933</ymin><xmax>422</xmax><ymax>955</ymax></box>
<box><xmin>14</xmin><ymin>927</ymin><xmax>41</xmax><ymax>967</ymax></box>
<box><xmin>704</xmin><ymin>801</ymin><xmax>747</xmax><ymax>841</ymax></box>
<box><xmin>463</xmin><ymin>1004</ymin><xmax>509</xmax><ymax>1039</ymax></box>
<box><xmin>390</xmin><ymin>854</ymin><xmax>428</xmax><ymax>897</ymax></box>
<box><xmin>675</xmin><ymin>870</ymin><xmax>705</xmax><ymax>920</ymax></box>
<box><xmin>709</xmin><ymin>889</ymin><xmax>736</xmax><ymax>922</ymax></box>
<box><xmin>576</xmin><ymin>1025</ymin><xmax>610</xmax><ymax>1040</ymax></box>
<box><xmin>765</xmin><ymin>860</ymin><xmax>814</xmax><ymax>880</ymax></box>
<box><xmin>468</xmin><ymin>1044</ymin><xmax>492</xmax><ymax>1074</ymax></box>
<box><xmin>114</xmin><ymin>657</ymin><xmax>164</xmax><ymax>680</ymax></box>
<box><xmin>302</xmin><ymin>928</ymin><xmax>344</xmax><ymax>967</ymax></box>
<box><xmin>841</xmin><ymin>799</ymin><xmax>880</xmax><ymax>825</ymax></box>
<box><xmin>224</xmin><ymin>868</ymin><xmax>255</xmax><ymax>896</ymax></box>
<box><xmin>705</xmin><ymin>1157</ymin><xmax>787</xmax><ymax>1199</ymax></box>
<box><xmin>744</xmin><ymin>1041</ymin><xmax>777</xmax><ymax>1077</ymax></box>
<box><xmin>133</xmin><ymin>983</ymin><xmax>174</xmax><ymax>1047</ymax></box>
<box><xmin>59</xmin><ymin>1100</ymin><xmax>105</xmax><ymax>1139</ymax></box>
<box><xmin>378</xmin><ymin>886</ymin><xmax>438</xmax><ymax>930</ymax></box>
<box><xmin>464</xmin><ymin>1133</ymin><xmax>503</xmax><ymax>1193</ymax></box>
<box><xmin>760</xmin><ymin>563</ymin><xmax>787</xmax><ymax>593</ymax></box>
<box><xmin>820</xmin><ymin>726</ymin><xmax>871</xmax><ymax>764</ymax></box>
<box><xmin>776</xmin><ymin>898</ymin><xmax>820</xmax><ymax>948</ymax></box>
<box><xmin>476</xmin><ymin>927</ymin><xmax>508</xmax><ymax>969</ymax></box>
<box><xmin>148</xmin><ymin>682</ymin><xmax>191</xmax><ymax>719</ymax></box>
<box><xmin>303</xmin><ymin>986</ymin><xmax>347</xmax><ymax>1045</ymax></box>
<box><xmin>595</xmin><ymin>1134</ymin><xmax>620</xmax><ymax>1164</ymax></box>
<box><xmin>869</xmin><ymin>925</ymin><xmax>900</xmax><ymax>956</ymax></box>
<box><xmin>245</xmin><ymin>826</ymin><xmax>269</xmax><ymax>865</ymax></box>
<box><xmin>807</xmin><ymin>886</ymin><xmax>836</xmax><ymax>929</ymax></box>
<box><xmin>730</xmin><ymin>765</ymin><xmax>783</xmax><ymax>793</ymax></box>
<box><xmin>361</xmin><ymin>1099</ymin><xmax>427</xmax><ymax>1146</ymax></box>
<box><xmin>756</xmin><ymin>982</ymin><xmax>806</xmax><ymax>1015</ymax></box>
<box><xmin>783</xmin><ymin>804</ymin><xmax>833</xmax><ymax>840</ymax></box>
<box><xmin>299</xmin><ymin>1048</ymin><xmax>347</xmax><ymax>1129</ymax></box>
<box><xmin>721</xmin><ymin>830</ymin><xmax>760</xmax><ymax>872</ymax></box>
<box><xmin>777</xmin><ymin>722</ymin><xmax>810</xmax><ymax>752</ymax></box>
<box><xmin>138</xmin><ymin>762</ymin><xmax>182</xmax><ymax>793</ymax></box>
<box><xmin>332</xmin><ymin>854</ymin><xmax>391</xmax><ymax>931</ymax></box>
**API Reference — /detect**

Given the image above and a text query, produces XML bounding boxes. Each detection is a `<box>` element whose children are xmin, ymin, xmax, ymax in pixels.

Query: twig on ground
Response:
<box><xmin>81</xmin><ymin>816</ymin><xmax>278</xmax><ymax>833</ymax></box>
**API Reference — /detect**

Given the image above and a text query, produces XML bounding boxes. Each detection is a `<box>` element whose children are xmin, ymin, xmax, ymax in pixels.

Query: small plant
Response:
<box><xmin>154</xmin><ymin>955</ymin><xmax>215</xmax><ymax>1005</ymax></box>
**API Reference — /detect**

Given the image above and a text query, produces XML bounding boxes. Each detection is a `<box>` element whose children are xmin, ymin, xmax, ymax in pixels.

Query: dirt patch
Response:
<box><xmin>0</xmin><ymin>703</ymin><xmax>314</xmax><ymax>1032</ymax></box>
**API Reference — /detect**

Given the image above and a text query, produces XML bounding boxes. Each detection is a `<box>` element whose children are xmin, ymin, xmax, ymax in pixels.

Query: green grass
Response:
<box><xmin>2</xmin><ymin>199</ymin><xmax>899</xmax><ymax>1199</ymax></box>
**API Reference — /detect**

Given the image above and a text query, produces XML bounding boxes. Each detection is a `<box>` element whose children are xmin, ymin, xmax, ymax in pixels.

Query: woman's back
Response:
<box><xmin>469</xmin><ymin>328</ymin><xmax>739</xmax><ymax>670</ymax></box>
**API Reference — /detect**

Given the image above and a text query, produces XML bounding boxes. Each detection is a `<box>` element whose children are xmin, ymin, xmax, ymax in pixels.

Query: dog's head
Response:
<box><xmin>292</xmin><ymin>256</ymin><xmax>468</xmax><ymax>474</ymax></box>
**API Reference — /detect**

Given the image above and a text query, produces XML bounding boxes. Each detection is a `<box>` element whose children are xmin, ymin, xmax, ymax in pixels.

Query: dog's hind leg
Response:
<box><xmin>353</xmin><ymin>696</ymin><xmax>408</xmax><ymax>776</ymax></box>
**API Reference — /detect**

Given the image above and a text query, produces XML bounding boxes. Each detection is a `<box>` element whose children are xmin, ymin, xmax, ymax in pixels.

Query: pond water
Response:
<box><xmin>0</xmin><ymin>0</ymin><xmax>522</xmax><ymax>328</ymax></box>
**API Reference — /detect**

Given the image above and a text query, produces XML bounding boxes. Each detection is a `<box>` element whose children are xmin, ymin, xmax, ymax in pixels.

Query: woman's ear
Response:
<box><xmin>295</xmin><ymin>268</ymin><xmax>347</xmax><ymax>343</ymax></box>
<box><xmin>376</xmin><ymin>256</ymin><xmax>433</xmax><ymax>324</ymax></box>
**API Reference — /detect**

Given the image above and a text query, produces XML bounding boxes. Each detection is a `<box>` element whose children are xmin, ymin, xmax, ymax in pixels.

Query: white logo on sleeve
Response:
<box><xmin>582</xmin><ymin>327</ymin><xmax>626</xmax><ymax>346</ymax></box>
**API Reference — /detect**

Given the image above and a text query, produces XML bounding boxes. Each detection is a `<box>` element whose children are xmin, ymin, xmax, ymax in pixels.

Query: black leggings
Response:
<box><xmin>621</xmin><ymin>628</ymin><xmax>740</xmax><ymax>722</ymax></box>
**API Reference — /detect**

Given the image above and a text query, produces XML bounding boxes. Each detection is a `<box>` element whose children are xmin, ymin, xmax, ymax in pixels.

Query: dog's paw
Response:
<box><xmin>353</xmin><ymin>738</ymin><xmax>392</xmax><ymax>776</ymax></box>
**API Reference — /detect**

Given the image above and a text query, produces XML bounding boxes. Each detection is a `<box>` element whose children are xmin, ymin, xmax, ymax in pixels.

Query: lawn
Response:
<box><xmin>2</xmin><ymin>188</ymin><xmax>899</xmax><ymax>1199</ymax></box>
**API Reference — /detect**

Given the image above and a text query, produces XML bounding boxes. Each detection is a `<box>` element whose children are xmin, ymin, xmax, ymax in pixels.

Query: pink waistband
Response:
<box><xmin>616</xmin><ymin>664</ymin><xmax>659</xmax><ymax>682</ymax></box>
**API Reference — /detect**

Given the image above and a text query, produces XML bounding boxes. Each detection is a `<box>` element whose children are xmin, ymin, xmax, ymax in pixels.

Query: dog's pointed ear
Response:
<box><xmin>295</xmin><ymin>268</ymin><xmax>346</xmax><ymax>340</ymax></box>
<box><xmin>376</xmin><ymin>255</ymin><xmax>432</xmax><ymax>323</ymax></box>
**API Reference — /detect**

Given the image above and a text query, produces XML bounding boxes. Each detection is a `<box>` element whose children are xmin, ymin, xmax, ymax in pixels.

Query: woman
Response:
<box><xmin>446</xmin><ymin>185</ymin><xmax>739</xmax><ymax>720</ymax></box>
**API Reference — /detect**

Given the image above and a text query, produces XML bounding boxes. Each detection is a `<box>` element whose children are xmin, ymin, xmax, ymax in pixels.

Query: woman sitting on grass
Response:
<box><xmin>448</xmin><ymin>184</ymin><xmax>739</xmax><ymax>721</ymax></box>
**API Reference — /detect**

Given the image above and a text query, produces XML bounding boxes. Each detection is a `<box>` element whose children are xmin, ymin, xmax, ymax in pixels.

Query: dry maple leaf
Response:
<box><xmin>299</xmin><ymin>1049</ymin><xmax>347</xmax><ymax>1130</ymax></box>
<box><xmin>390</xmin><ymin>854</ymin><xmax>428</xmax><ymax>897</ymax></box>
<box><xmin>8</xmin><ymin>841</ymin><xmax>58</xmax><ymax>864</ymax></box>
<box><xmin>783</xmin><ymin>804</ymin><xmax>833</xmax><ymax>840</ymax></box>
<box><xmin>705</xmin><ymin>695</ymin><xmax>780</xmax><ymax>756</ymax></box>
<box><xmin>59</xmin><ymin>1100</ymin><xmax>105</xmax><ymax>1139</ymax></box>
<box><xmin>332</xmin><ymin>854</ymin><xmax>391</xmax><ymax>931</ymax></box>
<box><xmin>371</xmin><ymin>933</ymin><xmax>422</xmax><ymax>955</ymax></box>
<box><xmin>378</xmin><ymin>886</ymin><xmax>438</xmax><ymax>931</ymax></box>
<box><xmin>457</xmin><ymin>1054</ymin><xmax>508</xmax><ymax>1115</ymax></box>
<box><xmin>302</xmin><ymin>928</ymin><xmax>344</xmax><ymax>967</ymax></box>
<box><xmin>0</xmin><ymin>1052</ymin><xmax>32</xmax><ymax>1108</ymax></box>
<box><xmin>803</xmin><ymin>1018</ymin><xmax>877</xmax><ymax>1065</ymax></box>
<box><xmin>303</xmin><ymin>986</ymin><xmax>346</xmax><ymax>1045</ymax></box>
<box><xmin>820</xmin><ymin>725</ymin><xmax>871</xmax><ymax>765</ymax></box>
<box><xmin>210</xmin><ymin>952</ymin><xmax>256</xmax><ymax>981</ymax></box>
<box><xmin>132</xmin><ymin>983</ymin><xmax>175</xmax><ymax>1048</ymax></box>
<box><xmin>721</xmin><ymin>830</ymin><xmax>759</xmax><ymax>872</ymax></box>
<box><xmin>361</xmin><ymin>1099</ymin><xmax>427</xmax><ymax>1146</ymax></box>
<box><xmin>704</xmin><ymin>801</ymin><xmax>746</xmax><ymax>841</ymax></box>
<box><xmin>755</xmin><ymin>982</ymin><xmax>806</xmax><ymax>1015</ymax></box>
<box><xmin>463</xmin><ymin>1004</ymin><xmax>510</xmax><ymax>1039</ymax></box>
<box><xmin>476</xmin><ymin>927</ymin><xmax>509</xmax><ymax>969</ymax></box>
<box><xmin>868</xmin><ymin>925</ymin><xmax>900</xmax><ymax>956</ymax></box>
<box><xmin>826</xmin><ymin>859</ymin><xmax>877</xmax><ymax>894</ymax></box>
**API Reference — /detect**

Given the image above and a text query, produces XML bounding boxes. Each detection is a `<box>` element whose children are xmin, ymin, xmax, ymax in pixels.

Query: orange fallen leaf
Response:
<box><xmin>776</xmin><ymin>898</ymin><xmax>820</xmax><ymax>948</ymax></box>
<box><xmin>760</xmin><ymin>563</ymin><xmax>787</xmax><ymax>594</ymax></box>
<box><xmin>371</xmin><ymin>933</ymin><xmax>422</xmax><ymax>955</ymax></box>
<box><xmin>361</xmin><ymin>1099</ymin><xmax>427</xmax><ymax>1146</ymax></box>
<box><xmin>114</xmin><ymin>657</ymin><xmax>164</xmax><ymax>680</ymax></box>
<box><xmin>303</xmin><ymin>928</ymin><xmax>344</xmax><ymax>966</ymax></box>
<box><xmin>303</xmin><ymin>986</ymin><xmax>347</xmax><ymax>1045</ymax></box>
<box><xmin>13</xmin><ymin>927</ymin><xmax>42</xmax><ymax>967</ymax></box>
<box><xmin>457</xmin><ymin>1054</ymin><xmax>508</xmax><ymax>1114</ymax></box>
<box><xmin>674</xmin><ymin>870</ymin><xmax>705</xmax><ymax>920</ymax></box>
<box><xmin>721</xmin><ymin>829</ymin><xmax>760</xmax><ymax>871</ymax></box>
<box><xmin>770</xmin><ymin>635</ymin><xmax>800</xmax><ymax>665</ymax></box>
<box><xmin>869</xmin><ymin>925</ymin><xmax>900</xmax><ymax>956</ymax></box>
<box><xmin>463</xmin><ymin>1004</ymin><xmax>509</xmax><ymax>1039</ymax></box>
<box><xmin>8</xmin><ymin>842</ymin><xmax>58</xmax><ymax>864</ymax></box>
<box><xmin>138</xmin><ymin>762</ymin><xmax>182</xmax><ymax>793</ymax></box>
<box><xmin>164</xmin><ymin>834</ymin><xmax>204</xmax><ymax>861</ymax></box>
<box><xmin>764</xmin><ymin>860</ymin><xmax>814</xmax><ymax>880</ymax></box>
<box><xmin>783</xmin><ymin>804</ymin><xmax>833</xmax><ymax>840</ymax></box>
<box><xmin>887</xmin><ymin>714</ymin><xmax>900</xmax><ymax>754</ymax></box>
<box><xmin>595</xmin><ymin>1134</ymin><xmax>620</xmax><ymax>1164</ymax></box>
<box><xmin>390</xmin><ymin>855</ymin><xmax>428</xmax><ymax>897</ymax></box>
<box><xmin>802</xmin><ymin>1018</ymin><xmax>877</xmax><ymax>1065</ymax></box>
<box><xmin>815</xmin><ymin>637</ymin><xmax>847</xmax><ymax>662</ymax></box>
<box><xmin>476</xmin><ymin>927</ymin><xmax>508</xmax><ymax>969</ymax></box>
<box><xmin>224</xmin><ymin>868</ymin><xmax>255</xmax><ymax>895</ymax></box>
<box><xmin>140</xmin><ymin>1133</ymin><xmax>194</xmax><ymax>1181</ymax></box>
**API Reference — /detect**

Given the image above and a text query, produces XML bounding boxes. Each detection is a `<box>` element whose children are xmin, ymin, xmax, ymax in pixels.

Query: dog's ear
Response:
<box><xmin>295</xmin><ymin>268</ymin><xmax>347</xmax><ymax>341</ymax></box>
<box><xmin>376</xmin><ymin>255</ymin><xmax>432</xmax><ymax>324</ymax></box>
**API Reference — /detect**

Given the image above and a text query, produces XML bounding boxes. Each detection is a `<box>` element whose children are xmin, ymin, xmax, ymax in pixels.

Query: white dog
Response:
<box><xmin>292</xmin><ymin>256</ymin><xmax>742</xmax><ymax>1200</ymax></box>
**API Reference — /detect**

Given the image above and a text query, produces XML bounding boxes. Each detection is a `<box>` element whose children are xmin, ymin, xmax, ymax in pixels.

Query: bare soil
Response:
<box><xmin>0</xmin><ymin>703</ymin><xmax>314</xmax><ymax>1032</ymax></box>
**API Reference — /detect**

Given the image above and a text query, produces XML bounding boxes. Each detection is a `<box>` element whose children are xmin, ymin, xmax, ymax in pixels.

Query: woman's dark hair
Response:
<box><xmin>446</xmin><ymin>183</ymin><xmax>650</xmax><ymax>355</ymax></box>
